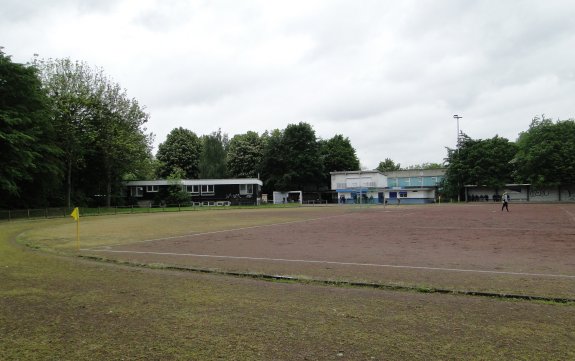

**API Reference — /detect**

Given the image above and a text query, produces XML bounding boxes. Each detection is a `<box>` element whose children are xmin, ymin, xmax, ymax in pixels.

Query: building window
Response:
<box><xmin>146</xmin><ymin>185</ymin><xmax>159</xmax><ymax>192</ymax></box>
<box><xmin>131</xmin><ymin>187</ymin><xmax>143</xmax><ymax>197</ymax></box>
<box><xmin>399</xmin><ymin>191</ymin><xmax>408</xmax><ymax>198</ymax></box>
<box><xmin>336</xmin><ymin>183</ymin><xmax>346</xmax><ymax>189</ymax></box>
<box><xmin>239</xmin><ymin>184</ymin><xmax>254</xmax><ymax>195</ymax></box>
<box><xmin>187</xmin><ymin>185</ymin><xmax>199</xmax><ymax>194</ymax></box>
<box><xmin>201</xmin><ymin>184</ymin><xmax>214</xmax><ymax>194</ymax></box>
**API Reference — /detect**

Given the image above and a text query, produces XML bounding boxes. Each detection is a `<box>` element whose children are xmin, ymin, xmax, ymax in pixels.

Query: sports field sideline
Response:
<box><xmin>41</xmin><ymin>202</ymin><xmax>575</xmax><ymax>300</ymax></box>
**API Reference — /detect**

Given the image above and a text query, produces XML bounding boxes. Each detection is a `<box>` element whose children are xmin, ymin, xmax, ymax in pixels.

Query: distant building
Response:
<box><xmin>330</xmin><ymin>170</ymin><xmax>388</xmax><ymax>204</ymax></box>
<box><xmin>124</xmin><ymin>178</ymin><xmax>263</xmax><ymax>206</ymax></box>
<box><xmin>382</xmin><ymin>169</ymin><xmax>446</xmax><ymax>204</ymax></box>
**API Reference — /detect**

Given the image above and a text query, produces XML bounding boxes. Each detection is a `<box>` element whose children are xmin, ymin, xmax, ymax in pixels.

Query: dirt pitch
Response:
<box><xmin>82</xmin><ymin>203</ymin><xmax>575</xmax><ymax>299</ymax></box>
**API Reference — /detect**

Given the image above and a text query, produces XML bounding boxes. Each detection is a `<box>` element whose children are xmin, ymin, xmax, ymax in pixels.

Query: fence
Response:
<box><xmin>0</xmin><ymin>201</ymin><xmax>263</xmax><ymax>222</ymax></box>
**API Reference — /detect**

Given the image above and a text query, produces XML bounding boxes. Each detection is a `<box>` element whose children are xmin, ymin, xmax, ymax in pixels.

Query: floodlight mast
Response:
<box><xmin>453</xmin><ymin>114</ymin><xmax>462</xmax><ymax>146</ymax></box>
<box><xmin>453</xmin><ymin>114</ymin><xmax>463</xmax><ymax>202</ymax></box>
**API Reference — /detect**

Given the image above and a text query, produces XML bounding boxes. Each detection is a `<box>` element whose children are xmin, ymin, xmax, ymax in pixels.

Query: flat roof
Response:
<box><xmin>330</xmin><ymin>170</ymin><xmax>385</xmax><ymax>175</ymax></box>
<box><xmin>125</xmin><ymin>178</ymin><xmax>263</xmax><ymax>186</ymax></box>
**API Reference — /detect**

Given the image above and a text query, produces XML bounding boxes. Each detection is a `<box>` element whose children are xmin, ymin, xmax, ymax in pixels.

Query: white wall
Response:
<box><xmin>331</xmin><ymin>171</ymin><xmax>387</xmax><ymax>190</ymax></box>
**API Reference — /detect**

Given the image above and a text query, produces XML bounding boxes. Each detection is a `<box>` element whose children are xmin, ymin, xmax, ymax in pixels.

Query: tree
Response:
<box><xmin>37</xmin><ymin>57</ymin><xmax>153</xmax><ymax>207</ymax></box>
<box><xmin>199</xmin><ymin>129</ymin><xmax>228</xmax><ymax>178</ymax></box>
<box><xmin>402</xmin><ymin>163</ymin><xmax>444</xmax><ymax>170</ymax></box>
<box><xmin>513</xmin><ymin>116</ymin><xmax>575</xmax><ymax>187</ymax></box>
<box><xmin>376</xmin><ymin>158</ymin><xmax>401</xmax><ymax>172</ymax></box>
<box><xmin>260</xmin><ymin>129</ymin><xmax>285</xmax><ymax>191</ymax></box>
<box><xmin>260</xmin><ymin>122</ymin><xmax>324</xmax><ymax>191</ymax></box>
<box><xmin>89</xmin><ymin>78</ymin><xmax>153</xmax><ymax>207</ymax></box>
<box><xmin>156</xmin><ymin>127</ymin><xmax>202</xmax><ymax>179</ymax></box>
<box><xmin>319</xmin><ymin>134</ymin><xmax>360</xmax><ymax>172</ymax></box>
<box><xmin>36</xmin><ymin>58</ymin><xmax>97</xmax><ymax>207</ymax></box>
<box><xmin>226</xmin><ymin>131</ymin><xmax>265</xmax><ymax>178</ymax></box>
<box><xmin>444</xmin><ymin>133</ymin><xmax>517</xmax><ymax>199</ymax></box>
<box><xmin>165</xmin><ymin>167</ymin><xmax>190</xmax><ymax>205</ymax></box>
<box><xmin>0</xmin><ymin>50</ymin><xmax>62</xmax><ymax>208</ymax></box>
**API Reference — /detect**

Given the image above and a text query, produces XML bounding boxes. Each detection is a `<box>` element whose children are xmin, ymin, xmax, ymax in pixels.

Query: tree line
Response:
<box><xmin>1</xmin><ymin>51</ymin><xmax>154</xmax><ymax>208</ymax></box>
<box><xmin>2</xmin><ymin>51</ymin><xmax>573</xmax><ymax>208</ymax></box>
<box><xmin>155</xmin><ymin>123</ymin><xmax>361</xmax><ymax>194</ymax></box>
<box><xmin>443</xmin><ymin>115</ymin><xmax>575</xmax><ymax>200</ymax></box>
<box><xmin>0</xmin><ymin>52</ymin><xmax>361</xmax><ymax>208</ymax></box>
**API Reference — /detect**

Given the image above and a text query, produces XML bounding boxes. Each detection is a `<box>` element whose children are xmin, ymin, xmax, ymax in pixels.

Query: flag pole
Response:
<box><xmin>76</xmin><ymin>213</ymin><xmax>80</xmax><ymax>252</ymax></box>
<box><xmin>70</xmin><ymin>207</ymin><xmax>80</xmax><ymax>252</ymax></box>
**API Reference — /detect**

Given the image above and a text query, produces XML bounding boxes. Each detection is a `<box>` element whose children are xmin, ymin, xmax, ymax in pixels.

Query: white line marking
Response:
<box><xmin>559</xmin><ymin>206</ymin><xmax>575</xmax><ymax>224</ymax></box>
<box><xmin>83</xmin><ymin>249</ymin><xmax>575</xmax><ymax>279</ymax></box>
<box><xmin>84</xmin><ymin>213</ymin><xmax>352</xmax><ymax>250</ymax></box>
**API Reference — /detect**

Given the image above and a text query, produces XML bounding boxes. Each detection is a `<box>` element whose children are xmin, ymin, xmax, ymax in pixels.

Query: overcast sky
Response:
<box><xmin>2</xmin><ymin>0</ymin><xmax>574</xmax><ymax>169</ymax></box>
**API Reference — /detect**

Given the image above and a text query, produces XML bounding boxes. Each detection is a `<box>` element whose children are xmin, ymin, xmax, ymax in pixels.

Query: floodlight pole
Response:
<box><xmin>453</xmin><ymin>114</ymin><xmax>463</xmax><ymax>202</ymax></box>
<box><xmin>453</xmin><ymin>114</ymin><xmax>462</xmax><ymax>146</ymax></box>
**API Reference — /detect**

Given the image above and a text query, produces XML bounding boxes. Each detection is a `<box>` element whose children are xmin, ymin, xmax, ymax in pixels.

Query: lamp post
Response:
<box><xmin>453</xmin><ymin>114</ymin><xmax>462</xmax><ymax>146</ymax></box>
<box><xmin>453</xmin><ymin>114</ymin><xmax>463</xmax><ymax>202</ymax></box>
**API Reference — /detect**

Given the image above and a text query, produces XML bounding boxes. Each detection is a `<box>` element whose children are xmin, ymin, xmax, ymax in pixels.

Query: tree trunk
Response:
<box><xmin>67</xmin><ymin>157</ymin><xmax>72</xmax><ymax>208</ymax></box>
<box><xmin>106</xmin><ymin>167</ymin><xmax>112</xmax><ymax>208</ymax></box>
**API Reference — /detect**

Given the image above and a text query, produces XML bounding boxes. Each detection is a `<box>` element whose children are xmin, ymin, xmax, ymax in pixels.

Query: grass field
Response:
<box><xmin>1</xmin><ymin>204</ymin><xmax>574</xmax><ymax>360</ymax></box>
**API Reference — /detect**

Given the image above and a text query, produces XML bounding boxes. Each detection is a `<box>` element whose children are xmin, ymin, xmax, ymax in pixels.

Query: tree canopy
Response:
<box><xmin>0</xmin><ymin>50</ymin><xmax>62</xmax><ymax>208</ymax></box>
<box><xmin>376</xmin><ymin>158</ymin><xmax>401</xmax><ymax>172</ymax></box>
<box><xmin>260</xmin><ymin>122</ymin><xmax>324</xmax><ymax>191</ymax></box>
<box><xmin>226</xmin><ymin>131</ymin><xmax>266</xmax><ymax>178</ymax></box>
<box><xmin>513</xmin><ymin>116</ymin><xmax>575</xmax><ymax>187</ymax></box>
<box><xmin>319</xmin><ymin>134</ymin><xmax>360</xmax><ymax>173</ymax></box>
<box><xmin>156</xmin><ymin>127</ymin><xmax>202</xmax><ymax>179</ymax></box>
<box><xmin>198</xmin><ymin>129</ymin><xmax>228</xmax><ymax>179</ymax></box>
<box><xmin>37</xmin><ymin>57</ymin><xmax>153</xmax><ymax>207</ymax></box>
<box><xmin>444</xmin><ymin>133</ymin><xmax>517</xmax><ymax>199</ymax></box>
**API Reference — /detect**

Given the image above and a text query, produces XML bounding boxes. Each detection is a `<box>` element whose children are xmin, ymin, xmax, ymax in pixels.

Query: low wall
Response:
<box><xmin>466</xmin><ymin>185</ymin><xmax>575</xmax><ymax>202</ymax></box>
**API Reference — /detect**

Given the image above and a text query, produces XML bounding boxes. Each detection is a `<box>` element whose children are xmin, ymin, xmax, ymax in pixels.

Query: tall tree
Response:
<box><xmin>199</xmin><ymin>129</ymin><xmax>228</xmax><ymax>178</ymax></box>
<box><xmin>38</xmin><ymin>58</ymin><xmax>153</xmax><ymax>207</ymax></box>
<box><xmin>513</xmin><ymin>116</ymin><xmax>575</xmax><ymax>187</ymax></box>
<box><xmin>36</xmin><ymin>58</ymin><xmax>96</xmax><ymax>207</ymax></box>
<box><xmin>226</xmin><ymin>131</ymin><xmax>265</xmax><ymax>178</ymax></box>
<box><xmin>444</xmin><ymin>133</ymin><xmax>517</xmax><ymax>199</ymax></box>
<box><xmin>260</xmin><ymin>129</ymin><xmax>285</xmax><ymax>191</ymax></box>
<box><xmin>156</xmin><ymin>127</ymin><xmax>202</xmax><ymax>179</ymax></box>
<box><xmin>261</xmin><ymin>122</ymin><xmax>323</xmax><ymax>191</ymax></box>
<box><xmin>376</xmin><ymin>158</ymin><xmax>401</xmax><ymax>172</ymax></box>
<box><xmin>319</xmin><ymin>134</ymin><xmax>360</xmax><ymax>172</ymax></box>
<box><xmin>0</xmin><ymin>50</ymin><xmax>62</xmax><ymax>208</ymax></box>
<box><xmin>89</xmin><ymin>78</ymin><xmax>153</xmax><ymax>207</ymax></box>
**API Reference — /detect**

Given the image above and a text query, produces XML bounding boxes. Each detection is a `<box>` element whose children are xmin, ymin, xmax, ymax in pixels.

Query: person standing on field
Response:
<box><xmin>501</xmin><ymin>192</ymin><xmax>510</xmax><ymax>212</ymax></box>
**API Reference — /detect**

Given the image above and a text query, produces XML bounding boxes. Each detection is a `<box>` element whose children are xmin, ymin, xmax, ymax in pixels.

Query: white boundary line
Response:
<box><xmin>559</xmin><ymin>206</ymin><xmax>575</xmax><ymax>224</ymax></box>
<box><xmin>83</xmin><ymin>249</ymin><xmax>575</xmax><ymax>279</ymax></box>
<box><xmin>85</xmin><ymin>213</ymin><xmax>353</xmax><ymax>250</ymax></box>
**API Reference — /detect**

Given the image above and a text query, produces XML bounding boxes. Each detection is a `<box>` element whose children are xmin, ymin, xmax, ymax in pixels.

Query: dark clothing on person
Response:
<box><xmin>501</xmin><ymin>193</ymin><xmax>509</xmax><ymax>212</ymax></box>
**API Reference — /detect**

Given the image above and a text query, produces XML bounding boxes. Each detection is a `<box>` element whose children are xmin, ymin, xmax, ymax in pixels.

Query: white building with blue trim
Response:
<box><xmin>330</xmin><ymin>169</ymin><xmax>446</xmax><ymax>205</ymax></box>
<box><xmin>330</xmin><ymin>171</ymin><xmax>388</xmax><ymax>204</ymax></box>
<box><xmin>382</xmin><ymin>169</ymin><xmax>446</xmax><ymax>204</ymax></box>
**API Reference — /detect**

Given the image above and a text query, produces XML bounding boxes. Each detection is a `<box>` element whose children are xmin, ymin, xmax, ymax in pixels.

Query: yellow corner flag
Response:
<box><xmin>70</xmin><ymin>207</ymin><xmax>80</xmax><ymax>251</ymax></box>
<box><xmin>70</xmin><ymin>207</ymin><xmax>79</xmax><ymax>221</ymax></box>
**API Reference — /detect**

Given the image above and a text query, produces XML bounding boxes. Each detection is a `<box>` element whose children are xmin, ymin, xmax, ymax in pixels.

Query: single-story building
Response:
<box><xmin>272</xmin><ymin>191</ymin><xmax>303</xmax><ymax>204</ymax></box>
<box><xmin>465</xmin><ymin>184</ymin><xmax>575</xmax><ymax>202</ymax></box>
<box><xmin>124</xmin><ymin>178</ymin><xmax>263</xmax><ymax>206</ymax></box>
